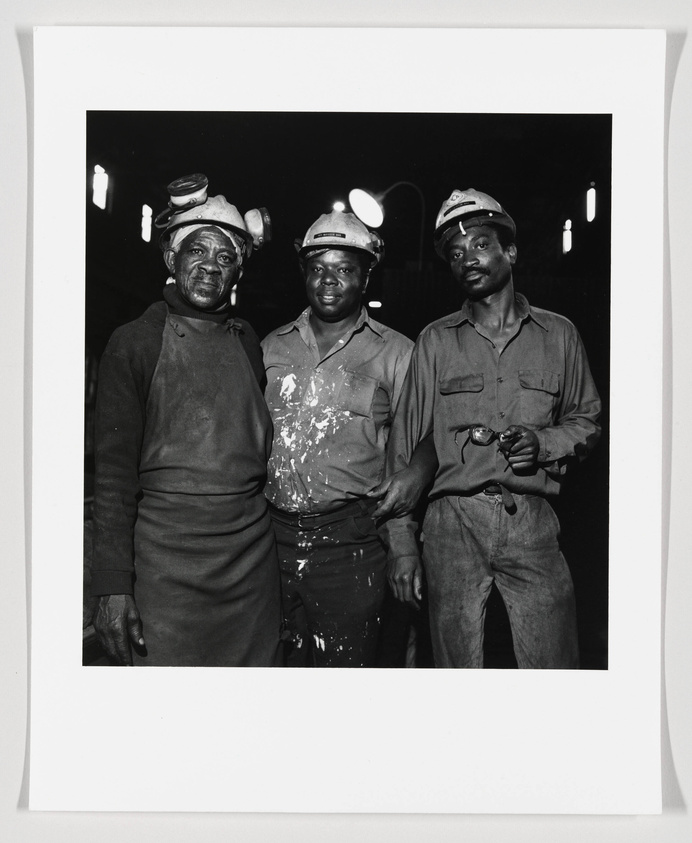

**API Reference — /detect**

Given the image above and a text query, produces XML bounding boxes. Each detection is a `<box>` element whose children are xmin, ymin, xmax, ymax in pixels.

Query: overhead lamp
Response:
<box><xmin>332</xmin><ymin>200</ymin><xmax>346</xmax><ymax>213</ymax></box>
<box><xmin>348</xmin><ymin>181</ymin><xmax>426</xmax><ymax>272</ymax></box>
<box><xmin>586</xmin><ymin>183</ymin><xmax>596</xmax><ymax>222</ymax></box>
<box><xmin>141</xmin><ymin>204</ymin><xmax>153</xmax><ymax>242</ymax></box>
<box><xmin>92</xmin><ymin>164</ymin><xmax>109</xmax><ymax>210</ymax></box>
<box><xmin>349</xmin><ymin>188</ymin><xmax>386</xmax><ymax>227</ymax></box>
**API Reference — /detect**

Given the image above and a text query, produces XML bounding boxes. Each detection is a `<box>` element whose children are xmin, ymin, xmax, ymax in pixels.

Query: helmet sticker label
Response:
<box><xmin>314</xmin><ymin>231</ymin><xmax>346</xmax><ymax>239</ymax></box>
<box><xmin>443</xmin><ymin>200</ymin><xmax>477</xmax><ymax>218</ymax></box>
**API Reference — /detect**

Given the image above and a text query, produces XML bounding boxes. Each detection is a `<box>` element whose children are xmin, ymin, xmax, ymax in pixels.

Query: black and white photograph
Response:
<box><xmin>82</xmin><ymin>111</ymin><xmax>611</xmax><ymax>672</ymax></box>
<box><xmin>25</xmin><ymin>25</ymin><xmax>665</xmax><ymax>817</ymax></box>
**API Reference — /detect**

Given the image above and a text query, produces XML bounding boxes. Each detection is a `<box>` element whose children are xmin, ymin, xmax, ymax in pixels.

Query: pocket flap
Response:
<box><xmin>439</xmin><ymin>373</ymin><xmax>484</xmax><ymax>394</ymax></box>
<box><xmin>518</xmin><ymin>369</ymin><xmax>560</xmax><ymax>395</ymax></box>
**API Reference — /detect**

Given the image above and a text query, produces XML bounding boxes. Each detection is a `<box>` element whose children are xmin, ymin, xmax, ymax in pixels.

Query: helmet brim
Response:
<box><xmin>434</xmin><ymin>213</ymin><xmax>516</xmax><ymax>258</ymax></box>
<box><xmin>160</xmin><ymin>219</ymin><xmax>252</xmax><ymax>253</ymax></box>
<box><xmin>298</xmin><ymin>242</ymin><xmax>382</xmax><ymax>267</ymax></box>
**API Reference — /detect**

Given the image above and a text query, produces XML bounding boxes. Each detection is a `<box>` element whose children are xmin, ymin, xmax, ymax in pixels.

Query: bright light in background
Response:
<box><xmin>92</xmin><ymin>165</ymin><xmax>109</xmax><ymax>209</ymax></box>
<box><xmin>141</xmin><ymin>204</ymin><xmax>152</xmax><ymax>242</ymax></box>
<box><xmin>562</xmin><ymin>219</ymin><xmax>572</xmax><ymax>254</ymax></box>
<box><xmin>349</xmin><ymin>188</ymin><xmax>384</xmax><ymax>227</ymax></box>
<box><xmin>332</xmin><ymin>201</ymin><xmax>346</xmax><ymax>212</ymax></box>
<box><xmin>230</xmin><ymin>286</ymin><xmax>238</xmax><ymax>307</ymax></box>
<box><xmin>368</xmin><ymin>300</ymin><xmax>382</xmax><ymax>309</ymax></box>
<box><xmin>586</xmin><ymin>183</ymin><xmax>596</xmax><ymax>222</ymax></box>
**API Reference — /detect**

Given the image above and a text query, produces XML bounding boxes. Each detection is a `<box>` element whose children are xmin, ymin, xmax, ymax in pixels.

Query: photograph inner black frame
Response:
<box><xmin>84</xmin><ymin>110</ymin><xmax>611</xmax><ymax>669</ymax></box>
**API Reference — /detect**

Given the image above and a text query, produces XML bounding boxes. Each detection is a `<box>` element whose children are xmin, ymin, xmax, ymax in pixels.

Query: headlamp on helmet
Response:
<box><xmin>433</xmin><ymin>189</ymin><xmax>516</xmax><ymax>259</ymax></box>
<box><xmin>155</xmin><ymin>173</ymin><xmax>272</xmax><ymax>258</ymax></box>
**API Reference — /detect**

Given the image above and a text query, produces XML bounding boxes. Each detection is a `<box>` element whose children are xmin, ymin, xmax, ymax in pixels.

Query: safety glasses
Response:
<box><xmin>454</xmin><ymin>424</ymin><xmax>519</xmax><ymax>464</ymax></box>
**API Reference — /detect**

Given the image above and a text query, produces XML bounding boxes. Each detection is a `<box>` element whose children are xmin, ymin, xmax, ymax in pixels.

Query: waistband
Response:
<box><xmin>477</xmin><ymin>484</ymin><xmax>521</xmax><ymax>513</ymax></box>
<box><xmin>478</xmin><ymin>484</ymin><xmax>547</xmax><ymax>499</ymax></box>
<box><xmin>268</xmin><ymin>498</ymin><xmax>375</xmax><ymax>531</ymax></box>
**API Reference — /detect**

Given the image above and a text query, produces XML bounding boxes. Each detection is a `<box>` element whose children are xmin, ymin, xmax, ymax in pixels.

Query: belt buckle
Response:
<box><xmin>297</xmin><ymin>512</ymin><xmax>317</xmax><ymax>531</ymax></box>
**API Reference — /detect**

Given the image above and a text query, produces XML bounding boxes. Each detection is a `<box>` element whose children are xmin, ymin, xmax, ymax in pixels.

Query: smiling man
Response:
<box><xmin>384</xmin><ymin>189</ymin><xmax>602</xmax><ymax>669</ymax></box>
<box><xmin>90</xmin><ymin>177</ymin><xmax>281</xmax><ymax>666</ymax></box>
<box><xmin>261</xmin><ymin>211</ymin><xmax>430</xmax><ymax>667</ymax></box>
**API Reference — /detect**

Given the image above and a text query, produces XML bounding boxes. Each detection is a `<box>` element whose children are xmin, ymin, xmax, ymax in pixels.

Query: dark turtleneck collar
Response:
<box><xmin>163</xmin><ymin>283</ymin><xmax>234</xmax><ymax>324</ymax></box>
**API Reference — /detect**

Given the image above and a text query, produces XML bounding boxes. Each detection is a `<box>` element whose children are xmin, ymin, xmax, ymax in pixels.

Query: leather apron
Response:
<box><xmin>133</xmin><ymin>311</ymin><xmax>281</xmax><ymax>666</ymax></box>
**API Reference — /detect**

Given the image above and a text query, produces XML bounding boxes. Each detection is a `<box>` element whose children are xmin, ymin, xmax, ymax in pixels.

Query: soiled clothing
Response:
<box><xmin>262</xmin><ymin>306</ymin><xmax>413</xmax><ymax>667</ymax></box>
<box><xmin>382</xmin><ymin>293</ymin><xmax>600</xmax><ymax>669</ymax></box>
<box><xmin>262</xmin><ymin>307</ymin><xmax>413</xmax><ymax>513</ymax></box>
<box><xmin>422</xmin><ymin>494</ymin><xmax>579</xmax><ymax>669</ymax></box>
<box><xmin>383</xmin><ymin>293</ymin><xmax>601</xmax><ymax>560</ymax></box>
<box><xmin>91</xmin><ymin>285</ymin><xmax>281</xmax><ymax>666</ymax></box>
<box><xmin>133</xmin><ymin>490</ymin><xmax>279</xmax><ymax>666</ymax></box>
<box><xmin>270</xmin><ymin>500</ymin><xmax>387</xmax><ymax>668</ymax></box>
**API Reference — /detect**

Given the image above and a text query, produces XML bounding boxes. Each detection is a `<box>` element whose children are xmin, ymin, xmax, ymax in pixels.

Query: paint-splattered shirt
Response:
<box><xmin>262</xmin><ymin>307</ymin><xmax>413</xmax><ymax>513</ymax></box>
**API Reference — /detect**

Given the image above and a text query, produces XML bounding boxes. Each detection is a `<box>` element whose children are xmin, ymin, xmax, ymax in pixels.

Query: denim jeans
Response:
<box><xmin>270</xmin><ymin>502</ymin><xmax>387</xmax><ymax>667</ymax></box>
<box><xmin>422</xmin><ymin>493</ymin><xmax>579</xmax><ymax>669</ymax></box>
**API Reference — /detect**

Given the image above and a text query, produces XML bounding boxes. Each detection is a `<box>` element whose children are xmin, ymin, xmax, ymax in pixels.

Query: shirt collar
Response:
<box><xmin>444</xmin><ymin>293</ymin><xmax>548</xmax><ymax>332</ymax></box>
<box><xmin>276</xmin><ymin>306</ymin><xmax>384</xmax><ymax>339</ymax></box>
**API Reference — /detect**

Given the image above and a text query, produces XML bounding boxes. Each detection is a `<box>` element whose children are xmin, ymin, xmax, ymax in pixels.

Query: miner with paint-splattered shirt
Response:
<box><xmin>262</xmin><ymin>211</ymin><xmax>430</xmax><ymax>668</ymax></box>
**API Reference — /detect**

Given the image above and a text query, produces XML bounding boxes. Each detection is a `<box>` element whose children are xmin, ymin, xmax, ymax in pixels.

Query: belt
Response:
<box><xmin>479</xmin><ymin>484</ymin><xmax>517</xmax><ymax>513</ymax></box>
<box><xmin>268</xmin><ymin>499</ymin><xmax>374</xmax><ymax>531</ymax></box>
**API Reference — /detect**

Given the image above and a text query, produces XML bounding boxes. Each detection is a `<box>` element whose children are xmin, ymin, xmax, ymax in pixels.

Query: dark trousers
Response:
<box><xmin>270</xmin><ymin>501</ymin><xmax>387</xmax><ymax>668</ymax></box>
<box><xmin>423</xmin><ymin>493</ymin><xmax>579</xmax><ymax>669</ymax></box>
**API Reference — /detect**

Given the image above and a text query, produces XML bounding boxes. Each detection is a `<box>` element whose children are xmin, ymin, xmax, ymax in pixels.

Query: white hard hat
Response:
<box><xmin>296</xmin><ymin>211</ymin><xmax>384</xmax><ymax>266</ymax></box>
<box><xmin>156</xmin><ymin>173</ymin><xmax>271</xmax><ymax>257</ymax></box>
<box><xmin>434</xmin><ymin>189</ymin><xmax>516</xmax><ymax>258</ymax></box>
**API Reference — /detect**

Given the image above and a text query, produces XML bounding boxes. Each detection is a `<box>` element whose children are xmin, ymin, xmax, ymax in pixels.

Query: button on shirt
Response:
<box><xmin>383</xmin><ymin>294</ymin><xmax>601</xmax><ymax>558</ymax></box>
<box><xmin>262</xmin><ymin>307</ymin><xmax>413</xmax><ymax>514</ymax></box>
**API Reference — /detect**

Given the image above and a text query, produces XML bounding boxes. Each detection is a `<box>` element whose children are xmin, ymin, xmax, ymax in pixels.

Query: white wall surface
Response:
<box><xmin>2</xmin><ymin>1</ymin><xmax>690</xmax><ymax>841</ymax></box>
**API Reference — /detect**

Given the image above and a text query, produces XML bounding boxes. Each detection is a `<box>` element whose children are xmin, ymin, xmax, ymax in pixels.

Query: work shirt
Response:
<box><xmin>262</xmin><ymin>306</ymin><xmax>413</xmax><ymax>514</ymax></box>
<box><xmin>383</xmin><ymin>293</ymin><xmax>601</xmax><ymax>558</ymax></box>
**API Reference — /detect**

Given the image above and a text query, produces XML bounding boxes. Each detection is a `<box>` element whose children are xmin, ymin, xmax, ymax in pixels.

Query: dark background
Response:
<box><xmin>84</xmin><ymin>111</ymin><xmax>611</xmax><ymax>668</ymax></box>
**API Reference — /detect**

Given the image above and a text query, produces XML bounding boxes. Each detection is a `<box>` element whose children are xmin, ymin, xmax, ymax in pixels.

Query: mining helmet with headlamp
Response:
<box><xmin>295</xmin><ymin>211</ymin><xmax>384</xmax><ymax>267</ymax></box>
<box><xmin>155</xmin><ymin>173</ymin><xmax>272</xmax><ymax>258</ymax></box>
<box><xmin>433</xmin><ymin>189</ymin><xmax>516</xmax><ymax>259</ymax></box>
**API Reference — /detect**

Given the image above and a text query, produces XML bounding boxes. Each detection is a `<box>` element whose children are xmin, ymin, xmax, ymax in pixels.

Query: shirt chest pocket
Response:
<box><xmin>518</xmin><ymin>369</ymin><xmax>560</xmax><ymax>426</ymax></box>
<box><xmin>335</xmin><ymin>370</ymin><xmax>379</xmax><ymax>418</ymax></box>
<box><xmin>438</xmin><ymin>372</ymin><xmax>485</xmax><ymax>420</ymax></box>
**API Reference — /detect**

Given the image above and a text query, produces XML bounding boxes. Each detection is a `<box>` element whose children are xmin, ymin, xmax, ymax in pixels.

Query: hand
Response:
<box><xmin>387</xmin><ymin>555</ymin><xmax>423</xmax><ymax>608</ymax></box>
<box><xmin>499</xmin><ymin>425</ymin><xmax>539</xmax><ymax>472</ymax></box>
<box><xmin>368</xmin><ymin>467</ymin><xmax>425</xmax><ymax>519</ymax></box>
<box><xmin>93</xmin><ymin>594</ymin><xmax>145</xmax><ymax>666</ymax></box>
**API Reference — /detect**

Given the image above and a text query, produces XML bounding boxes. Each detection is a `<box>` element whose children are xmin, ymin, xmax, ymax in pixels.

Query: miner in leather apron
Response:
<box><xmin>91</xmin><ymin>175</ymin><xmax>281</xmax><ymax>666</ymax></box>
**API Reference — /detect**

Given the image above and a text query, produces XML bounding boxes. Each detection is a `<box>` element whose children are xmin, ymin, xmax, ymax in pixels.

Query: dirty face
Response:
<box><xmin>166</xmin><ymin>226</ymin><xmax>242</xmax><ymax>311</ymax></box>
<box><xmin>445</xmin><ymin>225</ymin><xmax>516</xmax><ymax>301</ymax></box>
<box><xmin>304</xmin><ymin>249</ymin><xmax>369</xmax><ymax>323</ymax></box>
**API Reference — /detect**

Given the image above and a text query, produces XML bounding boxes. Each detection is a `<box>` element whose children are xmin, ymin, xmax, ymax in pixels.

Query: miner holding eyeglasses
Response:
<box><xmin>384</xmin><ymin>189</ymin><xmax>601</xmax><ymax>669</ymax></box>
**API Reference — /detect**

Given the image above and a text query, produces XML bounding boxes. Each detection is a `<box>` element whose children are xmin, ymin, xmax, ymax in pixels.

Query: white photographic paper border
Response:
<box><xmin>30</xmin><ymin>26</ymin><xmax>664</xmax><ymax>814</ymax></box>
